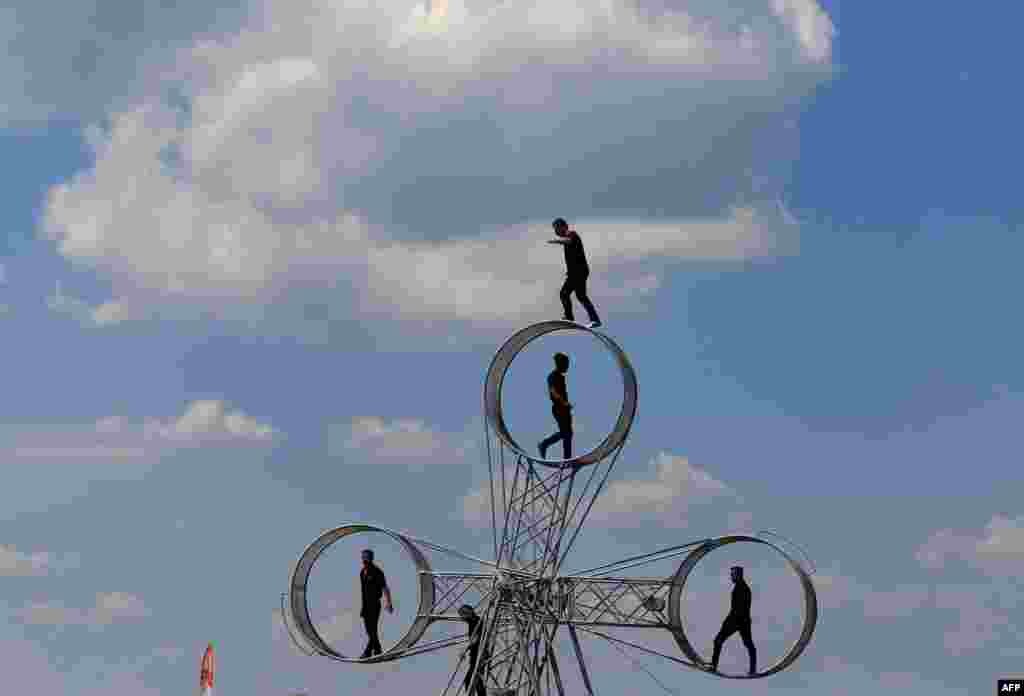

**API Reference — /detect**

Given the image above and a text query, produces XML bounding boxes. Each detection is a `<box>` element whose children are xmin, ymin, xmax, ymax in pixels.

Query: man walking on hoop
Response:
<box><xmin>708</xmin><ymin>565</ymin><xmax>757</xmax><ymax>676</ymax></box>
<box><xmin>538</xmin><ymin>352</ymin><xmax>573</xmax><ymax>461</ymax></box>
<box><xmin>359</xmin><ymin>549</ymin><xmax>394</xmax><ymax>659</ymax></box>
<box><xmin>548</xmin><ymin>218</ymin><xmax>602</xmax><ymax>328</ymax></box>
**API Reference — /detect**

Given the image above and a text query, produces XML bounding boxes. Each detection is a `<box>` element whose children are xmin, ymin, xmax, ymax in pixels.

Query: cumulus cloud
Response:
<box><xmin>802</xmin><ymin>655</ymin><xmax>968</xmax><ymax>696</ymax></box>
<box><xmin>41</xmin><ymin>0</ymin><xmax>831</xmax><ymax>330</ymax></box>
<box><xmin>461</xmin><ymin>486</ymin><xmax>491</xmax><ymax>525</ymax></box>
<box><xmin>771</xmin><ymin>0</ymin><xmax>836</xmax><ymax>62</ymax></box>
<box><xmin>589</xmin><ymin>452</ymin><xmax>743</xmax><ymax>526</ymax></box>
<box><xmin>933</xmin><ymin>582</ymin><xmax>1022</xmax><ymax>656</ymax></box>
<box><xmin>916</xmin><ymin>515</ymin><xmax>1024</xmax><ymax>574</ymax></box>
<box><xmin>45</xmin><ymin>282</ymin><xmax>147</xmax><ymax>327</ymax></box>
<box><xmin>142</xmin><ymin>399</ymin><xmax>275</xmax><ymax>441</ymax></box>
<box><xmin>329</xmin><ymin>416</ymin><xmax>470</xmax><ymax>467</ymax></box>
<box><xmin>807</xmin><ymin>567</ymin><xmax>935</xmax><ymax>621</ymax></box>
<box><xmin>7</xmin><ymin>400</ymin><xmax>275</xmax><ymax>464</ymax></box>
<box><xmin>0</xmin><ymin>545</ymin><xmax>79</xmax><ymax>577</ymax></box>
<box><xmin>461</xmin><ymin>452</ymin><xmax>744</xmax><ymax>528</ymax></box>
<box><xmin>17</xmin><ymin>592</ymin><xmax>150</xmax><ymax>627</ymax></box>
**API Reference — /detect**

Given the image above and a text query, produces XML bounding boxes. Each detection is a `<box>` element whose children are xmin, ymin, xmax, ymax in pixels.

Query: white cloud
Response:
<box><xmin>18</xmin><ymin>592</ymin><xmax>150</xmax><ymax>627</ymax></box>
<box><xmin>588</xmin><ymin>452</ymin><xmax>742</xmax><ymax>526</ymax></box>
<box><xmin>316</xmin><ymin>609</ymin><xmax>359</xmax><ymax>646</ymax></box>
<box><xmin>46</xmin><ymin>281</ymin><xmax>148</xmax><ymax>328</ymax></box>
<box><xmin>933</xmin><ymin>582</ymin><xmax>1020</xmax><ymax>656</ymax></box>
<box><xmin>41</xmin><ymin>0</ymin><xmax>830</xmax><ymax>330</ymax></box>
<box><xmin>89</xmin><ymin>299</ymin><xmax>142</xmax><ymax>326</ymax></box>
<box><xmin>460</xmin><ymin>486</ymin><xmax>490</xmax><ymax>525</ymax></box>
<box><xmin>801</xmin><ymin>655</ymin><xmax>966</xmax><ymax>696</ymax></box>
<box><xmin>771</xmin><ymin>0</ymin><xmax>836</xmax><ymax>63</ymax></box>
<box><xmin>916</xmin><ymin>515</ymin><xmax>1024</xmax><ymax>574</ymax></box>
<box><xmin>809</xmin><ymin>567</ymin><xmax>933</xmax><ymax>619</ymax></box>
<box><xmin>6</xmin><ymin>400</ymin><xmax>275</xmax><ymax>465</ymax></box>
<box><xmin>329</xmin><ymin>417</ymin><xmax>470</xmax><ymax>467</ymax></box>
<box><xmin>0</xmin><ymin>545</ymin><xmax>76</xmax><ymax>577</ymax></box>
<box><xmin>814</xmin><ymin>557</ymin><xmax>1024</xmax><ymax>658</ymax></box>
<box><xmin>461</xmin><ymin>452</ymin><xmax>744</xmax><ymax>528</ymax></box>
<box><xmin>360</xmin><ymin>208</ymin><xmax>787</xmax><ymax>322</ymax></box>
<box><xmin>860</xmin><ymin>586</ymin><xmax>931</xmax><ymax>619</ymax></box>
<box><xmin>142</xmin><ymin>399</ymin><xmax>275</xmax><ymax>442</ymax></box>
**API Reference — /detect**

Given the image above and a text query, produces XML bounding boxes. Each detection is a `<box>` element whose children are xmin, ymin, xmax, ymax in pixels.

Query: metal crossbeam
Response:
<box><xmin>564</xmin><ymin>577</ymin><xmax>675</xmax><ymax>628</ymax></box>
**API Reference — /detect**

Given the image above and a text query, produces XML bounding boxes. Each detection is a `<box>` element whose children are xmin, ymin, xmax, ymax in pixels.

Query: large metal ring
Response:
<box><xmin>667</xmin><ymin>535</ymin><xmax>818</xmax><ymax>679</ymax></box>
<box><xmin>483</xmin><ymin>320</ymin><xmax>638</xmax><ymax>468</ymax></box>
<box><xmin>286</xmin><ymin>524</ymin><xmax>436</xmax><ymax>663</ymax></box>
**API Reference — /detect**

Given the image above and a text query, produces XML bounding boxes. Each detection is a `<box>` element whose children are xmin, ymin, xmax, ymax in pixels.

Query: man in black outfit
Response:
<box><xmin>709</xmin><ymin>565</ymin><xmax>757</xmax><ymax>676</ymax></box>
<box><xmin>538</xmin><ymin>352</ymin><xmax>573</xmax><ymax>461</ymax></box>
<box><xmin>548</xmin><ymin>218</ymin><xmax>602</xmax><ymax>328</ymax></box>
<box><xmin>458</xmin><ymin>605</ymin><xmax>488</xmax><ymax>696</ymax></box>
<box><xmin>359</xmin><ymin>549</ymin><xmax>393</xmax><ymax>659</ymax></box>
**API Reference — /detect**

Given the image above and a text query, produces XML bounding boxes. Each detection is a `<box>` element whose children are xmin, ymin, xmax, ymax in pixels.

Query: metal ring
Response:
<box><xmin>286</xmin><ymin>524</ymin><xmax>436</xmax><ymax>663</ymax></box>
<box><xmin>667</xmin><ymin>535</ymin><xmax>818</xmax><ymax>679</ymax></box>
<box><xmin>483</xmin><ymin>320</ymin><xmax>638</xmax><ymax>468</ymax></box>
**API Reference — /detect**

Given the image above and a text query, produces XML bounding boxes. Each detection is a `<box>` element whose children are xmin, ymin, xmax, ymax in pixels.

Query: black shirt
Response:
<box><xmin>729</xmin><ymin>580</ymin><xmax>752</xmax><ymax>620</ymax></box>
<box><xmin>547</xmin><ymin>370</ymin><xmax>567</xmax><ymax>409</ymax></box>
<box><xmin>562</xmin><ymin>232</ymin><xmax>589</xmax><ymax>276</ymax></box>
<box><xmin>465</xmin><ymin>614</ymin><xmax>481</xmax><ymax>647</ymax></box>
<box><xmin>360</xmin><ymin>564</ymin><xmax>387</xmax><ymax>610</ymax></box>
<box><xmin>464</xmin><ymin>614</ymin><xmax>488</xmax><ymax>660</ymax></box>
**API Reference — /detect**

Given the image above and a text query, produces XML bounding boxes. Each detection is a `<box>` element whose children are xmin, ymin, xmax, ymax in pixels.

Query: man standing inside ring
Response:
<box><xmin>548</xmin><ymin>218</ymin><xmax>602</xmax><ymax>328</ymax></box>
<box><xmin>708</xmin><ymin>565</ymin><xmax>757</xmax><ymax>676</ymax></box>
<box><xmin>359</xmin><ymin>548</ymin><xmax>393</xmax><ymax>659</ymax></box>
<box><xmin>538</xmin><ymin>352</ymin><xmax>573</xmax><ymax>461</ymax></box>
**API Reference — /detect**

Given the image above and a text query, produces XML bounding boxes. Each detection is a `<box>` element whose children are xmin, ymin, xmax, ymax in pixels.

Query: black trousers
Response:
<box><xmin>540</xmin><ymin>407</ymin><xmax>573</xmax><ymax>459</ymax></box>
<box><xmin>464</xmin><ymin>647</ymin><xmax>488</xmax><ymax>696</ymax></box>
<box><xmin>560</xmin><ymin>274</ymin><xmax>600</xmax><ymax>323</ymax></box>
<box><xmin>711</xmin><ymin>615</ymin><xmax>756</xmax><ymax>673</ymax></box>
<box><xmin>361</xmin><ymin>605</ymin><xmax>382</xmax><ymax>657</ymax></box>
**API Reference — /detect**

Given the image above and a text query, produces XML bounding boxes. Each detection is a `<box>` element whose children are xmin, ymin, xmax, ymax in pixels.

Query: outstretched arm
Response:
<box><xmin>547</xmin><ymin>239</ymin><xmax>570</xmax><ymax>245</ymax></box>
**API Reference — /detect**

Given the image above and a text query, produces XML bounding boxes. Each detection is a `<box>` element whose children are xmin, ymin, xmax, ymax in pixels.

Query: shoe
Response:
<box><xmin>586</xmin><ymin>320</ymin><xmax>602</xmax><ymax>329</ymax></box>
<box><xmin>359</xmin><ymin>652</ymin><xmax>371</xmax><ymax>660</ymax></box>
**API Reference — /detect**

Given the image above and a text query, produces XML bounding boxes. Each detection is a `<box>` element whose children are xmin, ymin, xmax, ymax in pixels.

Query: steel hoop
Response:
<box><xmin>666</xmin><ymin>535</ymin><xmax>818</xmax><ymax>679</ymax></box>
<box><xmin>483</xmin><ymin>320</ymin><xmax>638</xmax><ymax>468</ymax></box>
<box><xmin>286</xmin><ymin>524</ymin><xmax>436</xmax><ymax>663</ymax></box>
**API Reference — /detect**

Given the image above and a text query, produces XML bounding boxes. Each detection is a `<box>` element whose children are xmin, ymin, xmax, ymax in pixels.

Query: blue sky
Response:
<box><xmin>2</xmin><ymin>0</ymin><xmax>1022</xmax><ymax>694</ymax></box>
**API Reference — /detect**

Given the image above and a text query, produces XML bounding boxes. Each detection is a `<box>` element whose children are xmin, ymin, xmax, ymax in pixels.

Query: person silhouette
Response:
<box><xmin>458</xmin><ymin>605</ymin><xmax>489</xmax><ymax>696</ymax></box>
<box><xmin>359</xmin><ymin>549</ymin><xmax>393</xmax><ymax>659</ymax></box>
<box><xmin>547</xmin><ymin>218</ymin><xmax>602</xmax><ymax>328</ymax></box>
<box><xmin>538</xmin><ymin>352</ymin><xmax>573</xmax><ymax>461</ymax></box>
<box><xmin>708</xmin><ymin>566</ymin><xmax>757</xmax><ymax>676</ymax></box>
